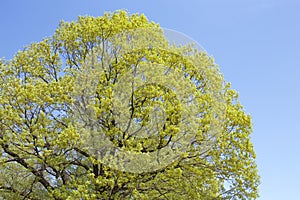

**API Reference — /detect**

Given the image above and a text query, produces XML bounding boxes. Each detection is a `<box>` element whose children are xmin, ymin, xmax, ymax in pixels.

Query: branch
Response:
<box><xmin>1</xmin><ymin>144</ymin><xmax>53</xmax><ymax>191</ymax></box>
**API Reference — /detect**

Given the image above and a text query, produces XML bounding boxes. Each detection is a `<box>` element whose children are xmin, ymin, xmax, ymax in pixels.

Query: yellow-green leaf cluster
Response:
<box><xmin>0</xmin><ymin>10</ymin><xmax>259</xmax><ymax>199</ymax></box>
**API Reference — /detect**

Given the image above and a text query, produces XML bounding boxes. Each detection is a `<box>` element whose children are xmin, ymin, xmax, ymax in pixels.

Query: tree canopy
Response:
<box><xmin>0</xmin><ymin>11</ymin><xmax>259</xmax><ymax>199</ymax></box>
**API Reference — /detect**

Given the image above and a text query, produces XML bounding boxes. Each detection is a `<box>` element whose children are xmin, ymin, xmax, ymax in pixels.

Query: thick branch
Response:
<box><xmin>1</xmin><ymin>144</ymin><xmax>53</xmax><ymax>192</ymax></box>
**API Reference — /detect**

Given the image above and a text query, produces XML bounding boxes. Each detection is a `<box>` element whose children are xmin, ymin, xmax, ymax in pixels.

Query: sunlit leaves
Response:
<box><xmin>0</xmin><ymin>10</ymin><xmax>259</xmax><ymax>199</ymax></box>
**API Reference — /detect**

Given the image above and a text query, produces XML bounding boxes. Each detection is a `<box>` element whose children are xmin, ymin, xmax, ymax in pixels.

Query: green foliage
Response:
<box><xmin>0</xmin><ymin>11</ymin><xmax>259</xmax><ymax>199</ymax></box>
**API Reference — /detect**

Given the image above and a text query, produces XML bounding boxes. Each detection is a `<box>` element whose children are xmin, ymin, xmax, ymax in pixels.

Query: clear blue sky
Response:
<box><xmin>1</xmin><ymin>1</ymin><xmax>300</xmax><ymax>199</ymax></box>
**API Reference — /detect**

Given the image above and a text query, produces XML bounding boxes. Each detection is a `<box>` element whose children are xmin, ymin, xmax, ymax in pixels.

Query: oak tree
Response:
<box><xmin>0</xmin><ymin>11</ymin><xmax>259</xmax><ymax>199</ymax></box>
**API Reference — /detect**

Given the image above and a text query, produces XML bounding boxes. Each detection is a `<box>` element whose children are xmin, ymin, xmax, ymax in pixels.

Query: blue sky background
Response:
<box><xmin>1</xmin><ymin>1</ymin><xmax>299</xmax><ymax>199</ymax></box>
